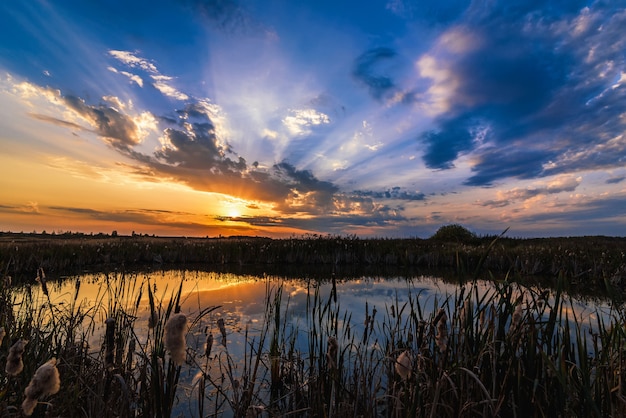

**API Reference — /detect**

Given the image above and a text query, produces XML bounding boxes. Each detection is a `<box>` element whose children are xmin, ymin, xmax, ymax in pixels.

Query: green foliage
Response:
<box><xmin>430</xmin><ymin>223</ymin><xmax>478</xmax><ymax>243</ymax></box>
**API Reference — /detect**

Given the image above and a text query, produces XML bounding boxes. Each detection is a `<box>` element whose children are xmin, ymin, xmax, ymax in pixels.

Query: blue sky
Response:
<box><xmin>1</xmin><ymin>0</ymin><xmax>625</xmax><ymax>238</ymax></box>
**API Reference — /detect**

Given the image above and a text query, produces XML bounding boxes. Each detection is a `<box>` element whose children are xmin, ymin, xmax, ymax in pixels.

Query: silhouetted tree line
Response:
<box><xmin>1</xmin><ymin>225</ymin><xmax>625</xmax><ymax>293</ymax></box>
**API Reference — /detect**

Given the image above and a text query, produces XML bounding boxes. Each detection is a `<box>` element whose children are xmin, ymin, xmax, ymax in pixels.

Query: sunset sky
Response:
<box><xmin>1</xmin><ymin>0</ymin><xmax>626</xmax><ymax>238</ymax></box>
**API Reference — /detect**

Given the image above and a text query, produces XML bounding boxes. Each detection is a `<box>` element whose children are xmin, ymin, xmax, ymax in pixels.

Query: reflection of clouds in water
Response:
<box><xmin>37</xmin><ymin>270</ymin><xmax>616</xmax><ymax>357</ymax></box>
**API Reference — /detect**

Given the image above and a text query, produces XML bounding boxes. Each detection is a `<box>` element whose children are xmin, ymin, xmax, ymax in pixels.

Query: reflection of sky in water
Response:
<box><xmin>35</xmin><ymin>270</ymin><xmax>616</xmax><ymax>356</ymax></box>
<box><xmin>37</xmin><ymin>270</ymin><xmax>614</xmax><ymax>344</ymax></box>
<box><xmin>26</xmin><ymin>270</ymin><xmax>619</xmax><ymax>416</ymax></box>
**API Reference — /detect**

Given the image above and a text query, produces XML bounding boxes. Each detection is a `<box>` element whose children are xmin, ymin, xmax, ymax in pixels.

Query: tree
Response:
<box><xmin>431</xmin><ymin>224</ymin><xmax>477</xmax><ymax>244</ymax></box>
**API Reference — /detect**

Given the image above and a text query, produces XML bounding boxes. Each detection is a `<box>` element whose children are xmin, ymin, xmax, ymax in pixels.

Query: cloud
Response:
<box><xmin>282</xmin><ymin>108</ymin><xmax>330</xmax><ymax>136</ymax></box>
<box><xmin>215</xmin><ymin>215</ymin><xmax>282</xmax><ymax>227</ymax></box>
<box><xmin>62</xmin><ymin>94</ymin><xmax>146</xmax><ymax>151</ymax></box>
<box><xmin>480</xmin><ymin>175</ymin><xmax>582</xmax><ymax>208</ymax></box>
<box><xmin>182</xmin><ymin>0</ymin><xmax>265</xmax><ymax>36</ymax></box>
<box><xmin>353</xmin><ymin>187</ymin><xmax>426</xmax><ymax>201</ymax></box>
<box><xmin>108</xmin><ymin>50</ymin><xmax>158</xmax><ymax>74</ymax></box>
<box><xmin>108</xmin><ymin>50</ymin><xmax>189</xmax><ymax>101</ymax></box>
<box><xmin>465</xmin><ymin>147</ymin><xmax>558</xmax><ymax>187</ymax></box>
<box><xmin>352</xmin><ymin>48</ymin><xmax>398</xmax><ymax>101</ymax></box>
<box><xmin>420</xmin><ymin>116</ymin><xmax>476</xmax><ymax>169</ymax></box>
<box><xmin>414</xmin><ymin>4</ymin><xmax>626</xmax><ymax>186</ymax></box>
<box><xmin>48</xmin><ymin>205</ymin><xmax>211</xmax><ymax>230</ymax></box>
<box><xmin>0</xmin><ymin>202</ymin><xmax>41</xmax><ymax>215</ymax></box>
<box><xmin>107</xmin><ymin>66</ymin><xmax>143</xmax><ymax>87</ymax></box>
<box><xmin>606</xmin><ymin>176</ymin><xmax>626</xmax><ymax>185</ymax></box>
<box><xmin>28</xmin><ymin>113</ymin><xmax>86</xmax><ymax>131</ymax></box>
<box><xmin>511</xmin><ymin>194</ymin><xmax>626</xmax><ymax>236</ymax></box>
<box><xmin>152</xmin><ymin>80</ymin><xmax>189</xmax><ymax>101</ymax></box>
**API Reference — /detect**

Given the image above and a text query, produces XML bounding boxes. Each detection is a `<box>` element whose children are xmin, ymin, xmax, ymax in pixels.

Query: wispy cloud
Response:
<box><xmin>480</xmin><ymin>175</ymin><xmax>582</xmax><ymax>208</ymax></box>
<box><xmin>108</xmin><ymin>50</ymin><xmax>189</xmax><ymax>101</ymax></box>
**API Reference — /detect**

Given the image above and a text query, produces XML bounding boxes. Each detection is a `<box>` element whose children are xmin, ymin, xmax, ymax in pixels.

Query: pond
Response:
<box><xmin>9</xmin><ymin>269</ymin><xmax>624</xmax><ymax>417</ymax></box>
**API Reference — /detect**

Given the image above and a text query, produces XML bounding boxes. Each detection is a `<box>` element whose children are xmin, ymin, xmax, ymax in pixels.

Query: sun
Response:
<box><xmin>227</xmin><ymin>207</ymin><xmax>242</xmax><ymax>218</ymax></box>
<box><xmin>223</xmin><ymin>201</ymin><xmax>243</xmax><ymax>218</ymax></box>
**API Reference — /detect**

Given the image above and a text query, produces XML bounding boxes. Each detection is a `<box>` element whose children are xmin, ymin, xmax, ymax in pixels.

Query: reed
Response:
<box><xmin>1</xmin><ymin>256</ymin><xmax>626</xmax><ymax>416</ymax></box>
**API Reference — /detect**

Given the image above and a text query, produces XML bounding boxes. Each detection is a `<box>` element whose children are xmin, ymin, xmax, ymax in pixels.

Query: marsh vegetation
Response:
<box><xmin>1</xmin><ymin>227</ymin><xmax>626</xmax><ymax>416</ymax></box>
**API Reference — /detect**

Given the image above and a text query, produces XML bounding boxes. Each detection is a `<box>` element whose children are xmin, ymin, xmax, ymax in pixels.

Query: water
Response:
<box><xmin>17</xmin><ymin>268</ymin><xmax>619</xmax><ymax>416</ymax></box>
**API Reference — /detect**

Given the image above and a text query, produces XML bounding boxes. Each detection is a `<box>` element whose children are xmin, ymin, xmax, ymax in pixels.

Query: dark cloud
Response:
<box><xmin>271</xmin><ymin>161</ymin><xmax>339</xmax><ymax>212</ymax></box>
<box><xmin>352</xmin><ymin>47</ymin><xmax>398</xmax><ymax>101</ymax></box>
<box><xmin>420</xmin><ymin>116</ymin><xmax>476</xmax><ymax>169</ymax></box>
<box><xmin>156</xmin><ymin>125</ymin><xmax>246</xmax><ymax>171</ymax></box>
<box><xmin>63</xmin><ymin>95</ymin><xmax>142</xmax><ymax>151</ymax></box>
<box><xmin>465</xmin><ymin>147</ymin><xmax>557</xmax><ymax>187</ymax></box>
<box><xmin>417</xmin><ymin>3</ymin><xmax>626</xmax><ymax>185</ymax></box>
<box><xmin>215</xmin><ymin>215</ymin><xmax>281</xmax><ymax>227</ymax></box>
<box><xmin>182</xmin><ymin>0</ymin><xmax>260</xmax><ymax>35</ymax></box>
<box><xmin>606</xmin><ymin>176</ymin><xmax>626</xmax><ymax>185</ymax></box>
<box><xmin>353</xmin><ymin>187</ymin><xmax>425</xmax><ymax>201</ymax></box>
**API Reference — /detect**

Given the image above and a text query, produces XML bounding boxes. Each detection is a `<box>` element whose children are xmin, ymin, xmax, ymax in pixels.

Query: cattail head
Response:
<box><xmin>326</xmin><ymin>336</ymin><xmax>338</xmax><ymax>370</ymax></box>
<box><xmin>435</xmin><ymin>308</ymin><xmax>448</xmax><ymax>353</ymax></box>
<box><xmin>148</xmin><ymin>309</ymin><xmax>159</xmax><ymax>329</ymax></box>
<box><xmin>164</xmin><ymin>313</ymin><xmax>187</xmax><ymax>365</ymax></box>
<box><xmin>511</xmin><ymin>303</ymin><xmax>524</xmax><ymax>331</ymax></box>
<box><xmin>395</xmin><ymin>350</ymin><xmax>413</xmax><ymax>380</ymax></box>
<box><xmin>205</xmin><ymin>333</ymin><xmax>213</xmax><ymax>358</ymax></box>
<box><xmin>22</xmin><ymin>358</ymin><xmax>61</xmax><ymax>416</ymax></box>
<box><xmin>126</xmin><ymin>337</ymin><xmax>136</xmax><ymax>371</ymax></box>
<box><xmin>104</xmin><ymin>317</ymin><xmax>115</xmax><ymax>369</ymax></box>
<box><xmin>6</xmin><ymin>339</ymin><xmax>28</xmax><ymax>376</ymax></box>
<box><xmin>217</xmin><ymin>317</ymin><xmax>227</xmax><ymax>346</ymax></box>
<box><xmin>0</xmin><ymin>326</ymin><xmax>5</xmax><ymax>346</ymax></box>
<box><xmin>36</xmin><ymin>267</ymin><xmax>49</xmax><ymax>298</ymax></box>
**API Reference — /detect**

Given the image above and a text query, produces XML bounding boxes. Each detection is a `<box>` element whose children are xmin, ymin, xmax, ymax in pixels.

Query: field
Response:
<box><xmin>1</xmin><ymin>228</ymin><xmax>626</xmax><ymax>417</ymax></box>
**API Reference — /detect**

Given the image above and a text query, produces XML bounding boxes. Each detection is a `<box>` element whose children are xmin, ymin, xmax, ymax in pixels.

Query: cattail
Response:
<box><xmin>326</xmin><ymin>336</ymin><xmax>338</xmax><ymax>370</ymax></box>
<box><xmin>459</xmin><ymin>299</ymin><xmax>472</xmax><ymax>326</ymax></box>
<box><xmin>104</xmin><ymin>317</ymin><xmax>115</xmax><ymax>369</ymax></box>
<box><xmin>371</xmin><ymin>308</ymin><xmax>377</xmax><ymax>331</ymax></box>
<box><xmin>511</xmin><ymin>303</ymin><xmax>523</xmax><ymax>331</ymax></box>
<box><xmin>148</xmin><ymin>309</ymin><xmax>158</xmax><ymax>329</ymax></box>
<box><xmin>395</xmin><ymin>350</ymin><xmax>413</xmax><ymax>380</ymax></box>
<box><xmin>0</xmin><ymin>327</ymin><xmax>5</xmax><ymax>346</ymax></box>
<box><xmin>6</xmin><ymin>339</ymin><xmax>28</xmax><ymax>376</ymax></box>
<box><xmin>36</xmin><ymin>267</ymin><xmax>49</xmax><ymax>298</ymax></box>
<box><xmin>164</xmin><ymin>313</ymin><xmax>187</xmax><ymax>365</ymax></box>
<box><xmin>435</xmin><ymin>308</ymin><xmax>448</xmax><ymax>353</ymax></box>
<box><xmin>205</xmin><ymin>333</ymin><xmax>213</xmax><ymax>358</ymax></box>
<box><xmin>217</xmin><ymin>317</ymin><xmax>227</xmax><ymax>346</ymax></box>
<box><xmin>126</xmin><ymin>337</ymin><xmax>135</xmax><ymax>371</ymax></box>
<box><xmin>21</xmin><ymin>358</ymin><xmax>61</xmax><ymax>416</ymax></box>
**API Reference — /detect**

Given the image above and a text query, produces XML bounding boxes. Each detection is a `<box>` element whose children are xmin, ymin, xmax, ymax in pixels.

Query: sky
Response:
<box><xmin>1</xmin><ymin>0</ymin><xmax>625</xmax><ymax>238</ymax></box>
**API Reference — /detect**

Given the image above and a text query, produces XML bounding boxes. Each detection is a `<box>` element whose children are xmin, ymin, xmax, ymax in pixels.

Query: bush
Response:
<box><xmin>431</xmin><ymin>224</ymin><xmax>477</xmax><ymax>244</ymax></box>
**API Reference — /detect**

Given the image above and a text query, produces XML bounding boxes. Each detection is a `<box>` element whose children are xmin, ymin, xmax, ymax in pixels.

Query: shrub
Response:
<box><xmin>431</xmin><ymin>224</ymin><xmax>478</xmax><ymax>244</ymax></box>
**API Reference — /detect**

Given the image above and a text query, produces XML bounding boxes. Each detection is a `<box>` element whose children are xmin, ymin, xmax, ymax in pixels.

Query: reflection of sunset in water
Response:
<box><xmin>36</xmin><ymin>269</ymin><xmax>611</xmax><ymax>350</ymax></box>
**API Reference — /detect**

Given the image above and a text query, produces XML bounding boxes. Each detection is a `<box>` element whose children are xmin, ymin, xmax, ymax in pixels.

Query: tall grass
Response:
<box><xmin>1</xmin><ymin>264</ymin><xmax>626</xmax><ymax>416</ymax></box>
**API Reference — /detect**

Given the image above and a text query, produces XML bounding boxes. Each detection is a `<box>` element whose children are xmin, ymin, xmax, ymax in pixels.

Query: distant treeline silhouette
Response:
<box><xmin>1</xmin><ymin>225</ymin><xmax>625</xmax><ymax>292</ymax></box>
